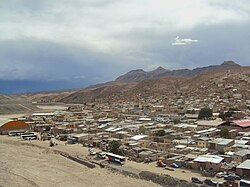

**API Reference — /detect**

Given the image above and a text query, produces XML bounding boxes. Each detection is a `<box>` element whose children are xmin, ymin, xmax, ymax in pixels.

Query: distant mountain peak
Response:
<box><xmin>149</xmin><ymin>66</ymin><xmax>167</xmax><ymax>74</ymax></box>
<box><xmin>155</xmin><ymin>66</ymin><xmax>166</xmax><ymax>71</ymax></box>
<box><xmin>221</xmin><ymin>61</ymin><xmax>240</xmax><ymax>66</ymax></box>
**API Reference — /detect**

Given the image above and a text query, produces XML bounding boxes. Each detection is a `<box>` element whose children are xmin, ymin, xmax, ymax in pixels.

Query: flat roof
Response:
<box><xmin>131</xmin><ymin>135</ymin><xmax>148</xmax><ymax>141</ymax></box>
<box><xmin>194</xmin><ymin>154</ymin><xmax>224</xmax><ymax>164</ymax></box>
<box><xmin>236</xmin><ymin>159</ymin><xmax>250</xmax><ymax>170</ymax></box>
<box><xmin>32</xmin><ymin>112</ymin><xmax>55</xmax><ymax>116</ymax></box>
<box><xmin>210</xmin><ymin>138</ymin><xmax>234</xmax><ymax>145</ymax></box>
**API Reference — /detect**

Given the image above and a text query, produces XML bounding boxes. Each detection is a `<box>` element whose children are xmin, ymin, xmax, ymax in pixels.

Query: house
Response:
<box><xmin>130</xmin><ymin>135</ymin><xmax>148</xmax><ymax>141</ymax></box>
<box><xmin>218</xmin><ymin>119</ymin><xmax>250</xmax><ymax>132</ymax></box>
<box><xmin>197</xmin><ymin>137</ymin><xmax>211</xmax><ymax>148</ymax></box>
<box><xmin>236</xmin><ymin>159</ymin><xmax>250</xmax><ymax>178</ymax></box>
<box><xmin>232</xmin><ymin>140</ymin><xmax>250</xmax><ymax>151</ymax></box>
<box><xmin>233</xmin><ymin>150</ymin><xmax>250</xmax><ymax>163</ymax></box>
<box><xmin>196</xmin><ymin>120</ymin><xmax>221</xmax><ymax>130</ymax></box>
<box><xmin>208</xmin><ymin>138</ymin><xmax>234</xmax><ymax>154</ymax></box>
<box><xmin>191</xmin><ymin>154</ymin><xmax>224</xmax><ymax>172</ymax></box>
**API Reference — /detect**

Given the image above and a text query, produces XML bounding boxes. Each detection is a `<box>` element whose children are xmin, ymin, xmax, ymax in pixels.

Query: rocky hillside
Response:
<box><xmin>58</xmin><ymin>66</ymin><xmax>250</xmax><ymax>105</ymax></box>
<box><xmin>15</xmin><ymin>61</ymin><xmax>249</xmax><ymax>107</ymax></box>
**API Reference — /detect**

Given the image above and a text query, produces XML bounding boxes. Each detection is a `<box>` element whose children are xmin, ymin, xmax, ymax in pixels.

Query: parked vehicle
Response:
<box><xmin>240</xmin><ymin>179</ymin><xmax>250</xmax><ymax>186</ymax></box>
<box><xmin>216</xmin><ymin>172</ymin><xmax>226</xmax><ymax>178</ymax></box>
<box><xmin>204</xmin><ymin>179</ymin><xmax>217</xmax><ymax>186</ymax></box>
<box><xmin>106</xmin><ymin>152</ymin><xmax>126</xmax><ymax>165</ymax></box>
<box><xmin>156</xmin><ymin>160</ymin><xmax>166</xmax><ymax>167</ymax></box>
<box><xmin>191</xmin><ymin>177</ymin><xmax>203</xmax><ymax>184</ymax></box>
<box><xmin>88</xmin><ymin>148</ymin><xmax>96</xmax><ymax>155</ymax></box>
<box><xmin>8</xmin><ymin>131</ymin><xmax>24</xmax><ymax>136</ymax></box>
<box><xmin>170</xmin><ymin>163</ymin><xmax>179</xmax><ymax>168</ymax></box>
<box><xmin>67</xmin><ymin>136</ymin><xmax>77</xmax><ymax>144</ymax></box>
<box><xmin>224</xmin><ymin>175</ymin><xmax>235</xmax><ymax>181</ymax></box>
<box><xmin>96</xmin><ymin>152</ymin><xmax>106</xmax><ymax>159</ymax></box>
<box><xmin>217</xmin><ymin>182</ymin><xmax>224</xmax><ymax>187</ymax></box>
<box><xmin>21</xmin><ymin>132</ymin><xmax>37</xmax><ymax>140</ymax></box>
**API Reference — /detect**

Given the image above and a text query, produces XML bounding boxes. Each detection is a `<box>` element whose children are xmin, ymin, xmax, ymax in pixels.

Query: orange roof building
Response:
<box><xmin>0</xmin><ymin>120</ymin><xmax>30</xmax><ymax>134</ymax></box>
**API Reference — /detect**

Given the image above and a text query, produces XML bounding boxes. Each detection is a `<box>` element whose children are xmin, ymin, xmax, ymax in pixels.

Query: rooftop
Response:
<box><xmin>236</xmin><ymin>159</ymin><xmax>250</xmax><ymax>170</ymax></box>
<box><xmin>131</xmin><ymin>135</ymin><xmax>148</xmax><ymax>141</ymax></box>
<box><xmin>194</xmin><ymin>154</ymin><xmax>224</xmax><ymax>163</ymax></box>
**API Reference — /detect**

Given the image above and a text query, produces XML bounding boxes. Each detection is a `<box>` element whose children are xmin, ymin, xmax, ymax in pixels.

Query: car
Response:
<box><xmin>156</xmin><ymin>160</ymin><xmax>166</xmax><ymax>167</ymax></box>
<box><xmin>191</xmin><ymin>177</ymin><xmax>203</xmax><ymax>184</ymax></box>
<box><xmin>204</xmin><ymin>179</ymin><xmax>217</xmax><ymax>186</ymax></box>
<box><xmin>170</xmin><ymin>163</ymin><xmax>179</xmax><ymax>168</ymax></box>
<box><xmin>230</xmin><ymin>175</ymin><xmax>241</xmax><ymax>180</ymax></box>
<box><xmin>224</xmin><ymin>175</ymin><xmax>241</xmax><ymax>181</ymax></box>
<box><xmin>224</xmin><ymin>175</ymin><xmax>235</xmax><ymax>181</ymax></box>
<box><xmin>216</xmin><ymin>172</ymin><xmax>226</xmax><ymax>178</ymax></box>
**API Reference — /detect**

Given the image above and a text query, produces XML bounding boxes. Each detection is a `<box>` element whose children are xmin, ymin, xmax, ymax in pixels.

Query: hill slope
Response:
<box><xmin>58</xmin><ymin>66</ymin><xmax>250</xmax><ymax>106</ymax></box>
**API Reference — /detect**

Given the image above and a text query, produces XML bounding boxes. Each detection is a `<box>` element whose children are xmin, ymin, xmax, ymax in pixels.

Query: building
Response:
<box><xmin>197</xmin><ymin>137</ymin><xmax>211</xmax><ymax>148</ymax></box>
<box><xmin>236</xmin><ymin>159</ymin><xmax>250</xmax><ymax>178</ymax></box>
<box><xmin>218</xmin><ymin>119</ymin><xmax>250</xmax><ymax>132</ymax></box>
<box><xmin>233</xmin><ymin>150</ymin><xmax>250</xmax><ymax>163</ymax></box>
<box><xmin>208</xmin><ymin>138</ymin><xmax>234</xmax><ymax>154</ymax></box>
<box><xmin>0</xmin><ymin>120</ymin><xmax>30</xmax><ymax>134</ymax></box>
<box><xmin>191</xmin><ymin>154</ymin><xmax>224</xmax><ymax>172</ymax></box>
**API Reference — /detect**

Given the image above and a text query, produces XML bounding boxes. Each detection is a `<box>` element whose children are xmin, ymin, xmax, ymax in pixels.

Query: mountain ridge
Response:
<box><xmin>116</xmin><ymin>61</ymin><xmax>241</xmax><ymax>83</ymax></box>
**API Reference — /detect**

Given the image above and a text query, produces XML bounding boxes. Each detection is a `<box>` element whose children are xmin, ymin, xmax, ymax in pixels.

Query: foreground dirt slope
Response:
<box><xmin>0</xmin><ymin>137</ymin><xmax>159</xmax><ymax>187</ymax></box>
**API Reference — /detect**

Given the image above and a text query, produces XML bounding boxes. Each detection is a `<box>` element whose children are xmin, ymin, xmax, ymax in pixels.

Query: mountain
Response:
<box><xmin>58</xmin><ymin>66</ymin><xmax>249</xmax><ymax>105</ymax></box>
<box><xmin>9</xmin><ymin>61</ymin><xmax>248</xmax><ymax>106</ymax></box>
<box><xmin>116</xmin><ymin>61</ymin><xmax>241</xmax><ymax>83</ymax></box>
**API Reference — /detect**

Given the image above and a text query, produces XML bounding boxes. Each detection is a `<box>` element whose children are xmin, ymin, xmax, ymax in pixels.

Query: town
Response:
<box><xmin>1</xmin><ymin>88</ymin><xmax>250</xmax><ymax>187</ymax></box>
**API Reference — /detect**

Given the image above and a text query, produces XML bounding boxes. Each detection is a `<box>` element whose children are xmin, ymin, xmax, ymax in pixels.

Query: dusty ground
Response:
<box><xmin>0</xmin><ymin>136</ymin><xmax>159</xmax><ymax>187</ymax></box>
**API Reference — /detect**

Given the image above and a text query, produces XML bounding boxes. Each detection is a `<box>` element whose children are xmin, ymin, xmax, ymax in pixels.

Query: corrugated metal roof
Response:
<box><xmin>232</xmin><ymin>119</ymin><xmax>250</xmax><ymax>128</ymax></box>
<box><xmin>131</xmin><ymin>135</ymin><xmax>148</xmax><ymax>141</ymax></box>
<box><xmin>194</xmin><ymin>154</ymin><xmax>224</xmax><ymax>163</ymax></box>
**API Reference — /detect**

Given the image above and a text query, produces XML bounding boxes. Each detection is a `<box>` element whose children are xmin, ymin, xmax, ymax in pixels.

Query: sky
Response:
<box><xmin>0</xmin><ymin>0</ymin><xmax>250</xmax><ymax>93</ymax></box>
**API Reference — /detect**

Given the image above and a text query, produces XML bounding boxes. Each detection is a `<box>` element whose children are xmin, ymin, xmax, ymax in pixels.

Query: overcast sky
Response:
<box><xmin>0</xmin><ymin>0</ymin><xmax>250</xmax><ymax>92</ymax></box>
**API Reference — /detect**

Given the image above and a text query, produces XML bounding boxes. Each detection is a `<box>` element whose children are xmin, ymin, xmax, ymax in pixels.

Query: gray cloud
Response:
<box><xmin>0</xmin><ymin>0</ymin><xmax>250</xmax><ymax>92</ymax></box>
